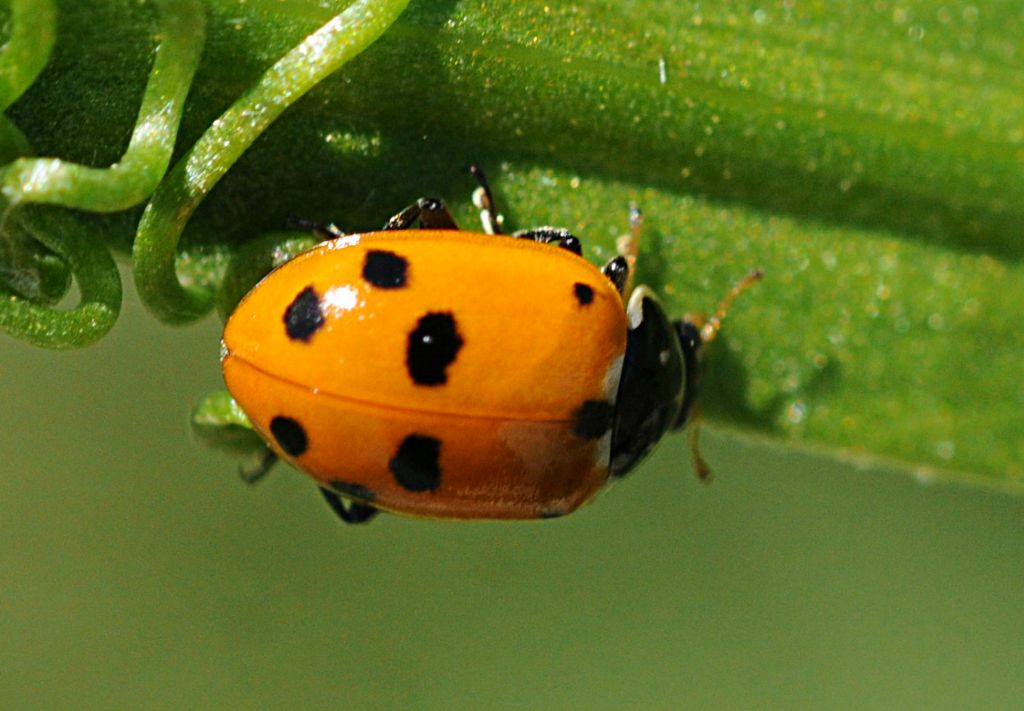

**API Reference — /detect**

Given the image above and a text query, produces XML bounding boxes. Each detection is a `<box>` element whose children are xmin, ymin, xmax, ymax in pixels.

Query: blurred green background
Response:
<box><xmin>2</xmin><ymin>280</ymin><xmax>1022</xmax><ymax>710</ymax></box>
<box><xmin>2</xmin><ymin>1</ymin><xmax>1023</xmax><ymax>707</ymax></box>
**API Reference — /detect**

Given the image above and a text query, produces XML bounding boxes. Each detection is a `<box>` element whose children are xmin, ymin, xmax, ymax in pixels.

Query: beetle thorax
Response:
<box><xmin>609</xmin><ymin>288</ymin><xmax>686</xmax><ymax>478</ymax></box>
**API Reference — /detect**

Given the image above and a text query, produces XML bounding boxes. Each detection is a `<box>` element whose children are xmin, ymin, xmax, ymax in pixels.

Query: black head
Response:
<box><xmin>609</xmin><ymin>288</ymin><xmax>698</xmax><ymax>478</ymax></box>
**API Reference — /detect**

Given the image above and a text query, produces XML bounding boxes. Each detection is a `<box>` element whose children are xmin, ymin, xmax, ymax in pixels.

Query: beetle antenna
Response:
<box><xmin>700</xmin><ymin>269</ymin><xmax>764</xmax><ymax>344</ymax></box>
<box><xmin>469</xmin><ymin>164</ymin><xmax>503</xmax><ymax>235</ymax></box>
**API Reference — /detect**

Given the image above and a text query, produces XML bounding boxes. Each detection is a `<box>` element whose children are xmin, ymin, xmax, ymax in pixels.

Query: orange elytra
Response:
<box><xmin>221</xmin><ymin>169</ymin><xmax>760</xmax><ymax>524</ymax></box>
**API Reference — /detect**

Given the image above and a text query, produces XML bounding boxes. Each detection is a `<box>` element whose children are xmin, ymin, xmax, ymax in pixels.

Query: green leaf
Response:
<box><xmin>1</xmin><ymin>0</ymin><xmax>1021</xmax><ymax>489</ymax></box>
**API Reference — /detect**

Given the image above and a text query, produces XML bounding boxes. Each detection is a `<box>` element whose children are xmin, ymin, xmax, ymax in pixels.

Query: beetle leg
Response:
<box><xmin>601</xmin><ymin>256</ymin><xmax>629</xmax><ymax>296</ymax></box>
<box><xmin>238</xmin><ymin>449</ymin><xmax>278</xmax><ymax>484</ymax></box>
<box><xmin>618</xmin><ymin>204</ymin><xmax>642</xmax><ymax>293</ymax></box>
<box><xmin>319</xmin><ymin>488</ymin><xmax>380</xmax><ymax>525</ymax></box>
<box><xmin>383</xmin><ymin>198</ymin><xmax>459</xmax><ymax>231</ymax></box>
<box><xmin>285</xmin><ymin>215</ymin><xmax>345</xmax><ymax>240</ymax></box>
<box><xmin>600</xmin><ymin>205</ymin><xmax>643</xmax><ymax>297</ymax></box>
<box><xmin>513</xmin><ymin>227</ymin><xmax>583</xmax><ymax>256</ymax></box>
<box><xmin>686</xmin><ymin>404</ymin><xmax>713</xmax><ymax>482</ymax></box>
<box><xmin>470</xmin><ymin>164</ymin><xmax>503</xmax><ymax>235</ymax></box>
<box><xmin>470</xmin><ymin>164</ymin><xmax>582</xmax><ymax>256</ymax></box>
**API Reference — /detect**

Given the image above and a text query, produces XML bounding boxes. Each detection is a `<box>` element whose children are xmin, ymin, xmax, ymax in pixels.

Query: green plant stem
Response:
<box><xmin>0</xmin><ymin>0</ymin><xmax>203</xmax><ymax>347</ymax></box>
<box><xmin>0</xmin><ymin>0</ymin><xmax>204</xmax><ymax>212</ymax></box>
<box><xmin>0</xmin><ymin>207</ymin><xmax>121</xmax><ymax>348</ymax></box>
<box><xmin>133</xmin><ymin>0</ymin><xmax>411</xmax><ymax>324</ymax></box>
<box><xmin>0</xmin><ymin>0</ymin><xmax>55</xmax><ymax>111</ymax></box>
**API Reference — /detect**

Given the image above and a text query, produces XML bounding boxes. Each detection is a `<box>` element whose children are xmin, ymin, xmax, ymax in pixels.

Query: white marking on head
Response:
<box><xmin>626</xmin><ymin>285</ymin><xmax>654</xmax><ymax>330</ymax></box>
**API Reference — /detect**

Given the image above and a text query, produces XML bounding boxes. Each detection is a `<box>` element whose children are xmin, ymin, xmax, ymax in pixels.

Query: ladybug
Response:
<box><xmin>221</xmin><ymin>167</ymin><xmax>760</xmax><ymax>524</ymax></box>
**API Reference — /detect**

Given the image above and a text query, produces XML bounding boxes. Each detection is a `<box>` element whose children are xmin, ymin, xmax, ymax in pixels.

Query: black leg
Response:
<box><xmin>238</xmin><ymin>449</ymin><xmax>278</xmax><ymax>485</ymax></box>
<box><xmin>513</xmin><ymin>227</ymin><xmax>583</xmax><ymax>256</ymax></box>
<box><xmin>602</xmin><ymin>256</ymin><xmax>630</xmax><ymax>296</ymax></box>
<box><xmin>383</xmin><ymin>198</ymin><xmax>459</xmax><ymax>231</ymax></box>
<box><xmin>320</xmin><ymin>488</ymin><xmax>380</xmax><ymax>525</ymax></box>
<box><xmin>605</xmin><ymin>205</ymin><xmax>640</xmax><ymax>297</ymax></box>
<box><xmin>286</xmin><ymin>215</ymin><xmax>345</xmax><ymax>240</ymax></box>
<box><xmin>469</xmin><ymin>164</ymin><xmax>503</xmax><ymax>234</ymax></box>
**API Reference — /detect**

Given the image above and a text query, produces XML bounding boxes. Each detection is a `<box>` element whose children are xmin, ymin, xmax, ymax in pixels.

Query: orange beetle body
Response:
<box><xmin>219</xmin><ymin>177</ymin><xmax>758</xmax><ymax>525</ymax></box>
<box><xmin>222</xmin><ymin>230</ymin><xmax>630</xmax><ymax>519</ymax></box>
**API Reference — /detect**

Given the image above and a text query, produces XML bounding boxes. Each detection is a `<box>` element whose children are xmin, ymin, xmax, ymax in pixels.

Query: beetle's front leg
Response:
<box><xmin>286</xmin><ymin>215</ymin><xmax>345</xmax><ymax>240</ymax></box>
<box><xmin>383</xmin><ymin>198</ymin><xmax>459</xmax><ymax>231</ymax></box>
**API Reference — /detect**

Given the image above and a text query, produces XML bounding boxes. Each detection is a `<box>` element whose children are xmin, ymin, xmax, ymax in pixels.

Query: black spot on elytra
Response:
<box><xmin>270</xmin><ymin>416</ymin><xmax>308</xmax><ymax>457</ymax></box>
<box><xmin>328</xmin><ymin>480</ymin><xmax>377</xmax><ymax>502</ymax></box>
<box><xmin>407</xmin><ymin>312</ymin><xmax>463</xmax><ymax>386</ymax></box>
<box><xmin>389</xmin><ymin>435</ymin><xmax>442</xmax><ymax>492</ymax></box>
<box><xmin>574</xmin><ymin>282</ymin><xmax>594</xmax><ymax>306</ymax></box>
<box><xmin>284</xmin><ymin>286</ymin><xmax>324</xmax><ymax>342</ymax></box>
<box><xmin>362</xmin><ymin>250</ymin><xmax>408</xmax><ymax>289</ymax></box>
<box><xmin>572</xmin><ymin>400</ymin><xmax>614</xmax><ymax>439</ymax></box>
